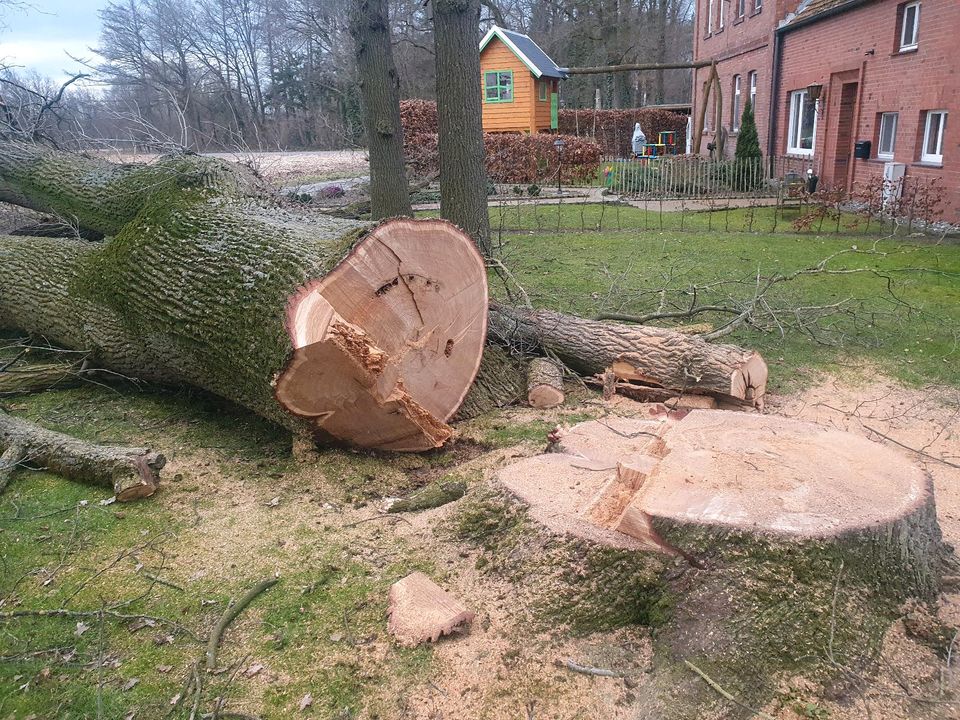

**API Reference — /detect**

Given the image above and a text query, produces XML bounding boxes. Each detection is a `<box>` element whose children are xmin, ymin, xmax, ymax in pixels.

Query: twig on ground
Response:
<box><xmin>558</xmin><ymin>658</ymin><xmax>622</xmax><ymax>678</ymax></box>
<box><xmin>205</xmin><ymin>577</ymin><xmax>279</xmax><ymax>671</ymax></box>
<box><xmin>862</xmin><ymin>425</ymin><xmax>960</xmax><ymax>470</ymax></box>
<box><xmin>683</xmin><ymin>660</ymin><xmax>775</xmax><ymax>720</ymax></box>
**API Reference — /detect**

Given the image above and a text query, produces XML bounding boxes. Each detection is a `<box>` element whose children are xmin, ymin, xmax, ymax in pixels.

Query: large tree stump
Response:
<box><xmin>460</xmin><ymin>410</ymin><xmax>945</xmax><ymax>716</ymax></box>
<box><xmin>0</xmin><ymin>143</ymin><xmax>489</xmax><ymax>451</ymax></box>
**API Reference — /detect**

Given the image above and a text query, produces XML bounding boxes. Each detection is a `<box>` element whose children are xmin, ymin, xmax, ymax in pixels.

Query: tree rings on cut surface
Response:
<box><xmin>275</xmin><ymin>219</ymin><xmax>488</xmax><ymax>452</ymax></box>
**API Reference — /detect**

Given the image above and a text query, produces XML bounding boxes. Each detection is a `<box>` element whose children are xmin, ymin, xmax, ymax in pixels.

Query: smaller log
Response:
<box><xmin>387</xmin><ymin>572</ymin><xmax>474</xmax><ymax>647</ymax></box>
<box><xmin>0</xmin><ymin>409</ymin><xmax>164</xmax><ymax>500</ymax></box>
<box><xmin>527</xmin><ymin>358</ymin><xmax>564</xmax><ymax>409</ymax></box>
<box><xmin>0</xmin><ymin>361</ymin><xmax>83</xmax><ymax>396</ymax></box>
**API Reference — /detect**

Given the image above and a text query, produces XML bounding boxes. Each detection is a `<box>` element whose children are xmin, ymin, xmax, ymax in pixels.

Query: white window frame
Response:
<box><xmin>732</xmin><ymin>75</ymin><xmax>742</xmax><ymax>131</ymax></box>
<box><xmin>877</xmin><ymin>112</ymin><xmax>898</xmax><ymax>159</ymax></box>
<box><xmin>754</xmin><ymin>0</ymin><xmax>762</xmax><ymax>10</ymax></box>
<box><xmin>900</xmin><ymin>1</ymin><xmax>920</xmax><ymax>51</ymax></box>
<box><xmin>787</xmin><ymin>89</ymin><xmax>817</xmax><ymax>156</ymax></box>
<box><xmin>749</xmin><ymin>71</ymin><xmax>757</xmax><ymax>109</ymax></box>
<box><xmin>737</xmin><ymin>0</ymin><xmax>745</xmax><ymax>18</ymax></box>
<box><xmin>707</xmin><ymin>0</ymin><xmax>714</xmax><ymax>33</ymax></box>
<box><xmin>921</xmin><ymin>110</ymin><xmax>947</xmax><ymax>164</ymax></box>
<box><xmin>719</xmin><ymin>0</ymin><xmax>725</xmax><ymax>29</ymax></box>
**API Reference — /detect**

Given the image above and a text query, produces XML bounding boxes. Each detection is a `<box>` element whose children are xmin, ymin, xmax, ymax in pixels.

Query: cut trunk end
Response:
<box><xmin>527</xmin><ymin>358</ymin><xmax>565</xmax><ymax>409</ymax></box>
<box><xmin>275</xmin><ymin>219</ymin><xmax>488</xmax><ymax>452</ymax></box>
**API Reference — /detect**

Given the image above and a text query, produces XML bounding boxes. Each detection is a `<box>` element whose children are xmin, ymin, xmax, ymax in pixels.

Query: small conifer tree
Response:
<box><xmin>735</xmin><ymin>99</ymin><xmax>763</xmax><ymax>190</ymax></box>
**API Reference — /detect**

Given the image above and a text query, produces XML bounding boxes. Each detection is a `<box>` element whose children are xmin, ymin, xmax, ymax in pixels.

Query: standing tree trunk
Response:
<box><xmin>433</xmin><ymin>0</ymin><xmax>492</xmax><ymax>256</ymax></box>
<box><xmin>350</xmin><ymin>0</ymin><xmax>413</xmax><ymax>220</ymax></box>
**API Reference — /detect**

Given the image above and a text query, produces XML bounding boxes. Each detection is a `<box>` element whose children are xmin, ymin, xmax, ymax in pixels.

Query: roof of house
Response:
<box><xmin>781</xmin><ymin>0</ymin><xmax>870</xmax><ymax>27</ymax></box>
<box><xmin>479</xmin><ymin>26</ymin><xmax>567</xmax><ymax>79</ymax></box>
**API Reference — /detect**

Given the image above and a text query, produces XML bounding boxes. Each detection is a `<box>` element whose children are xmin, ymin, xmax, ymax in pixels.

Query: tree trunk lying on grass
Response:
<box><xmin>0</xmin><ymin>409</ymin><xmax>164</xmax><ymax>499</ymax></box>
<box><xmin>458</xmin><ymin>410</ymin><xmax>946</xmax><ymax>717</ymax></box>
<box><xmin>0</xmin><ymin>142</ymin><xmax>489</xmax><ymax>452</ymax></box>
<box><xmin>489</xmin><ymin>302</ymin><xmax>768</xmax><ymax>408</ymax></box>
<box><xmin>0</xmin><ymin>141</ymin><xmax>771</xmax><ymax>453</ymax></box>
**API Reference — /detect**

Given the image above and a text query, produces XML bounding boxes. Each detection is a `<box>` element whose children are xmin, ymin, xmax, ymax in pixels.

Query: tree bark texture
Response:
<box><xmin>0</xmin><ymin>143</ymin><xmax>489</xmax><ymax>452</ymax></box>
<box><xmin>0</xmin><ymin>409</ymin><xmax>165</xmax><ymax>499</ymax></box>
<box><xmin>488</xmin><ymin>303</ymin><xmax>768</xmax><ymax>407</ymax></box>
<box><xmin>526</xmin><ymin>357</ymin><xmax>564</xmax><ymax>409</ymax></box>
<box><xmin>467</xmin><ymin>412</ymin><xmax>947</xmax><ymax>717</ymax></box>
<box><xmin>350</xmin><ymin>0</ymin><xmax>413</xmax><ymax>220</ymax></box>
<box><xmin>453</xmin><ymin>344</ymin><xmax>527</xmax><ymax>421</ymax></box>
<box><xmin>433</xmin><ymin>0</ymin><xmax>492</xmax><ymax>255</ymax></box>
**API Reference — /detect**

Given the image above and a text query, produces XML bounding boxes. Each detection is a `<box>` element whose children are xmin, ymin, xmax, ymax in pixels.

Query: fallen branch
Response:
<box><xmin>0</xmin><ymin>408</ymin><xmax>164</xmax><ymax>500</ymax></box>
<box><xmin>862</xmin><ymin>425</ymin><xmax>960</xmax><ymax>470</ymax></box>
<box><xmin>205</xmin><ymin>577</ymin><xmax>279</xmax><ymax>671</ymax></box>
<box><xmin>558</xmin><ymin>658</ymin><xmax>622</xmax><ymax>678</ymax></box>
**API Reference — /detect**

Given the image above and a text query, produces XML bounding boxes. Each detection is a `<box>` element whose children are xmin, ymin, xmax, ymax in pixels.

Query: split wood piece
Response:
<box><xmin>584</xmin><ymin>376</ymin><xmax>718</xmax><ymax>410</ymax></box>
<box><xmin>527</xmin><ymin>358</ymin><xmax>564</xmax><ymax>409</ymax></box>
<box><xmin>0</xmin><ymin>409</ymin><xmax>164</xmax><ymax>500</ymax></box>
<box><xmin>0</xmin><ymin>143</ymin><xmax>490</xmax><ymax>452</ymax></box>
<box><xmin>489</xmin><ymin>303</ymin><xmax>768</xmax><ymax>408</ymax></box>
<box><xmin>387</xmin><ymin>571</ymin><xmax>474</xmax><ymax>647</ymax></box>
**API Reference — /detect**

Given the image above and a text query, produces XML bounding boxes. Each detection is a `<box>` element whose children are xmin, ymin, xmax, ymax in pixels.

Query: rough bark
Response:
<box><xmin>0</xmin><ymin>361</ymin><xmax>84</xmax><ymax>395</ymax></box>
<box><xmin>350</xmin><ymin>0</ymin><xmax>413</xmax><ymax>220</ymax></box>
<box><xmin>526</xmin><ymin>357</ymin><xmax>564</xmax><ymax>409</ymax></box>
<box><xmin>0</xmin><ymin>143</ymin><xmax>489</xmax><ymax>452</ymax></box>
<box><xmin>0</xmin><ymin>409</ymin><xmax>164</xmax><ymax>500</ymax></box>
<box><xmin>489</xmin><ymin>303</ymin><xmax>768</xmax><ymax>407</ymax></box>
<box><xmin>433</xmin><ymin>0</ymin><xmax>492</xmax><ymax>256</ymax></box>
<box><xmin>457</xmin><ymin>412</ymin><xmax>947</xmax><ymax>717</ymax></box>
<box><xmin>453</xmin><ymin>344</ymin><xmax>527</xmax><ymax>421</ymax></box>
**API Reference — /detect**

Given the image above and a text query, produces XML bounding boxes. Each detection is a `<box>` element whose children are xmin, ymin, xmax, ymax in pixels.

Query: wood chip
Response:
<box><xmin>387</xmin><ymin>572</ymin><xmax>474</xmax><ymax>648</ymax></box>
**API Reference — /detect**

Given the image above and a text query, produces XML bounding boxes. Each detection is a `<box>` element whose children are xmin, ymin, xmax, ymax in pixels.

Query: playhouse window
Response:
<box><xmin>539</xmin><ymin>81</ymin><xmax>548</xmax><ymax>101</ymax></box>
<box><xmin>484</xmin><ymin>70</ymin><xmax>514</xmax><ymax>102</ymax></box>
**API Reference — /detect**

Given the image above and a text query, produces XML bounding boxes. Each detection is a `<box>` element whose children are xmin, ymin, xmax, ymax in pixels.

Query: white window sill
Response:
<box><xmin>897</xmin><ymin>45</ymin><xmax>918</xmax><ymax>54</ymax></box>
<box><xmin>876</xmin><ymin>154</ymin><xmax>895</xmax><ymax>161</ymax></box>
<box><xmin>916</xmin><ymin>159</ymin><xmax>943</xmax><ymax>168</ymax></box>
<box><xmin>786</xmin><ymin>150</ymin><xmax>814</xmax><ymax>157</ymax></box>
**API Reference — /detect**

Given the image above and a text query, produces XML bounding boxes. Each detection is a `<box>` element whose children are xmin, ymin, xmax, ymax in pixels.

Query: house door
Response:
<box><xmin>550</xmin><ymin>93</ymin><xmax>558</xmax><ymax>130</ymax></box>
<box><xmin>831</xmin><ymin>82</ymin><xmax>858</xmax><ymax>191</ymax></box>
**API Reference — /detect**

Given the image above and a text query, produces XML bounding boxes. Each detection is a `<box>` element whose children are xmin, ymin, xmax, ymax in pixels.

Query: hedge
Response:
<box><xmin>557</xmin><ymin>108</ymin><xmax>688</xmax><ymax>158</ymax></box>
<box><xmin>404</xmin><ymin>130</ymin><xmax>602</xmax><ymax>184</ymax></box>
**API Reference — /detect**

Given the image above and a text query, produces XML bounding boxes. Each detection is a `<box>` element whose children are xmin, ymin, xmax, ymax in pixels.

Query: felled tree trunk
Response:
<box><xmin>0</xmin><ymin>409</ymin><xmax>164</xmax><ymax>499</ymax></box>
<box><xmin>460</xmin><ymin>411</ymin><xmax>946</xmax><ymax>717</ymax></box>
<box><xmin>489</xmin><ymin>302</ymin><xmax>768</xmax><ymax>407</ymax></box>
<box><xmin>526</xmin><ymin>358</ymin><xmax>564</xmax><ymax>409</ymax></box>
<box><xmin>0</xmin><ymin>143</ymin><xmax>489</xmax><ymax>452</ymax></box>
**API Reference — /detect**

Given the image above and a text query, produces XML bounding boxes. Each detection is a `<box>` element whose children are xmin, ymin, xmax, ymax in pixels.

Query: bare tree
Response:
<box><xmin>433</xmin><ymin>0</ymin><xmax>491</xmax><ymax>255</ymax></box>
<box><xmin>350</xmin><ymin>0</ymin><xmax>411</xmax><ymax>218</ymax></box>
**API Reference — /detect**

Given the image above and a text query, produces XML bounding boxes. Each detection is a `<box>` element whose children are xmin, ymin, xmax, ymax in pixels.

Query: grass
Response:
<box><xmin>480</xmin><ymin>207</ymin><xmax>960</xmax><ymax>391</ymax></box>
<box><xmin>2</xmin><ymin>202</ymin><xmax>958</xmax><ymax>716</ymax></box>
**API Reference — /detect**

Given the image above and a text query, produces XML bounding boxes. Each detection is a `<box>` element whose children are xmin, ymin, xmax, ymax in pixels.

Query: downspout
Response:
<box><xmin>767</xmin><ymin>28</ymin><xmax>783</xmax><ymax>171</ymax></box>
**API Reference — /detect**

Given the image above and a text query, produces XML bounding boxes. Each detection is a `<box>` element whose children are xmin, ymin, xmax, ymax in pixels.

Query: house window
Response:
<box><xmin>484</xmin><ymin>70</ymin><xmax>513</xmax><ymax>103</ymax></box>
<box><xmin>732</xmin><ymin>75</ymin><xmax>742</xmax><ymax>131</ymax></box>
<box><xmin>787</xmin><ymin>89</ymin><xmax>817</xmax><ymax>155</ymax></box>
<box><xmin>737</xmin><ymin>0</ymin><xmax>745</xmax><ymax>18</ymax></box>
<box><xmin>921</xmin><ymin>109</ymin><xmax>947</xmax><ymax>163</ymax></box>
<box><xmin>718</xmin><ymin>0</ymin><xmax>725</xmax><ymax>29</ymax></box>
<box><xmin>877</xmin><ymin>112</ymin><xmax>898</xmax><ymax>159</ymax></box>
<box><xmin>748</xmin><ymin>70</ymin><xmax>757</xmax><ymax>109</ymax></box>
<box><xmin>899</xmin><ymin>1</ymin><xmax>920</xmax><ymax>51</ymax></box>
<box><xmin>707</xmin><ymin>0</ymin><xmax>714</xmax><ymax>34</ymax></box>
<box><xmin>539</xmin><ymin>81</ymin><xmax>548</xmax><ymax>102</ymax></box>
<box><xmin>754</xmin><ymin>0</ymin><xmax>761</xmax><ymax>11</ymax></box>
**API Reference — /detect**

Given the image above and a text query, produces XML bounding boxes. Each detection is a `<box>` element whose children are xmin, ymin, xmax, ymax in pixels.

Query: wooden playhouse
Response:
<box><xmin>479</xmin><ymin>26</ymin><xmax>566</xmax><ymax>134</ymax></box>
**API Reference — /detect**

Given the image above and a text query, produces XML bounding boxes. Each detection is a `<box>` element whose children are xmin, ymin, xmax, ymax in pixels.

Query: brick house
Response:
<box><xmin>692</xmin><ymin>0</ymin><xmax>959</xmax><ymax>219</ymax></box>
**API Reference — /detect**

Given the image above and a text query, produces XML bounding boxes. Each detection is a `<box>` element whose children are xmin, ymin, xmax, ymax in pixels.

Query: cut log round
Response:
<box><xmin>526</xmin><ymin>358</ymin><xmax>564</xmax><ymax>409</ymax></box>
<box><xmin>0</xmin><ymin>409</ymin><xmax>164</xmax><ymax>500</ymax></box>
<box><xmin>473</xmin><ymin>410</ymin><xmax>946</xmax><ymax>715</ymax></box>
<box><xmin>0</xmin><ymin>143</ymin><xmax>489</xmax><ymax>452</ymax></box>
<box><xmin>489</xmin><ymin>303</ymin><xmax>768</xmax><ymax>407</ymax></box>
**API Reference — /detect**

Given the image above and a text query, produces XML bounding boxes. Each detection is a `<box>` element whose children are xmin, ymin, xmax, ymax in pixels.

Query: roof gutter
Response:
<box><xmin>767</xmin><ymin>0</ymin><xmax>873</xmax><ymax>160</ymax></box>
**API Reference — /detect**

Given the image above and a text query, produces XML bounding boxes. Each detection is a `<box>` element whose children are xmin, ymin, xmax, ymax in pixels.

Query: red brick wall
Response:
<box><xmin>777</xmin><ymin>0</ymin><xmax>960</xmax><ymax>219</ymax></box>
<box><xmin>692</xmin><ymin>0</ymin><xmax>779</xmax><ymax>155</ymax></box>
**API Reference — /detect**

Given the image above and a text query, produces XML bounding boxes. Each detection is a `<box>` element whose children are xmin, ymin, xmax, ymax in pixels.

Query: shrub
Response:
<box><xmin>557</xmin><ymin>108</ymin><xmax>688</xmax><ymax>158</ymax></box>
<box><xmin>527</xmin><ymin>184</ymin><xmax>540</xmax><ymax>197</ymax></box>
<box><xmin>403</xmin><ymin>130</ymin><xmax>602</xmax><ymax>185</ymax></box>
<box><xmin>734</xmin><ymin>100</ymin><xmax>763</xmax><ymax>191</ymax></box>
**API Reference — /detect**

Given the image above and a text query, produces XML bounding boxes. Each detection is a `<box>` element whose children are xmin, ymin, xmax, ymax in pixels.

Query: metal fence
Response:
<box><xmin>602</xmin><ymin>155</ymin><xmax>815</xmax><ymax>200</ymax></box>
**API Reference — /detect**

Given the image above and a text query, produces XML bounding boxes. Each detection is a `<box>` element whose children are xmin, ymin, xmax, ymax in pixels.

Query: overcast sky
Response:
<box><xmin>1</xmin><ymin>0</ymin><xmax>106</xmax><ymax>82</ymax></box>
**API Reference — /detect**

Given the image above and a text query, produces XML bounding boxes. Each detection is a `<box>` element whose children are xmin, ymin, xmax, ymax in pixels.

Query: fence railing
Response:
<box><xmin>602</xmin><ymin>155</ymin><xmax>815</xmax><ymax>200</ymax></box>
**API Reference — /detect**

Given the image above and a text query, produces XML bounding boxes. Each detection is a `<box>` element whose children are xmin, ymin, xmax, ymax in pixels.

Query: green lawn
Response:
<box><xmin>487</xmin><ymin>212</ymin><xmax>960</xmax><ymax>392</ymax></box>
